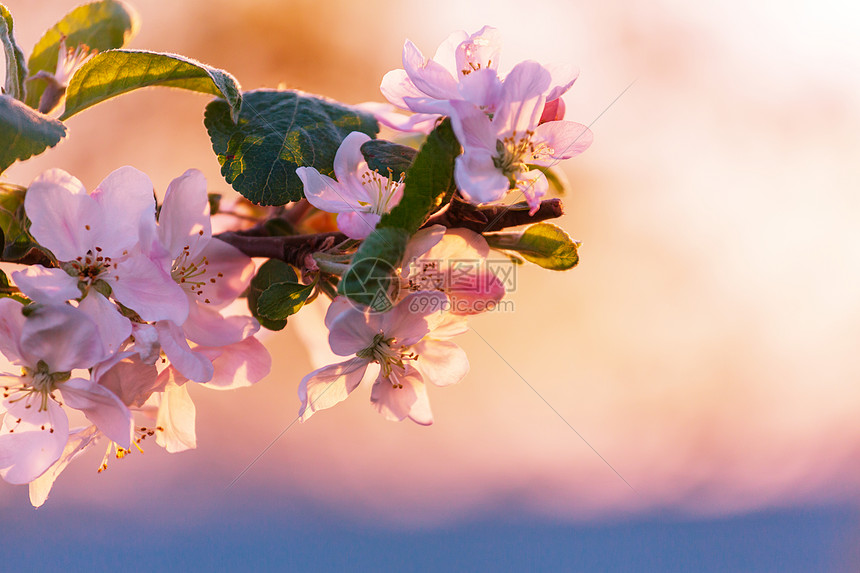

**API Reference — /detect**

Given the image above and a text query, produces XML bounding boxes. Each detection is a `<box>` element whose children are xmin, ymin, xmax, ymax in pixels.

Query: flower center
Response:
<box><xmin>359</xmin><ymin>169</ymin><xmax>405</xmax><ymax>215</ymax></box>
<box><xmin>98</xmin><ymin>425</ymin><xmax>164</xmax><ymax>473</ymax></box>
<box><xmin>64</xmin><ymin>248</ymin><xmax>115</xmax><ymax>287</ymax></box>
<box><xmin>3</xmin><ymin>360</ymin><xmax>71</xmax><ymax>413</ymax></box>
<box><xmin>171</xmin><ymin>245</ymin><xmax>223</xmax><ymax>305</ymax></box>
<box><xmin>356</xmin><ymin>332</ymin><xmax>418</xmax><ymax>380</ymax></box>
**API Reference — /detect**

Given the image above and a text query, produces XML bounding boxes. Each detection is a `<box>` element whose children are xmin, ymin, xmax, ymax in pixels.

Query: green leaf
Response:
<box><xmin>377</xmin><ymin>118</ymin><xmax>460</xmax><ymax>234</ymax></box>
<box><xmin>247</xmin><ymin>259</ymin><xmax>298</xmax><ymax>331</ymax></box>
<box><xmin>0</xmin><ymin>182</ymin><xmax>53</xmax><ymax>264</ymax></box>
<box><xmin>256</xmin><ymin>281</ymin><xmax>313</xmax><ymax>321</ymax></box>
<box><xmin>484</xmin><ymin>222</ymin><xmax>580</xmax><ymax>271</ymax></box>
<box><xmin>360</xmin><ymin>139</ymin><xmax>417</xmax><ymax>180</ymax></box>
<box><xmin>337</xmin><ymin>227</ymin><xmax>408</xmax><ymax>311</ymax></box>
<box><xmin>25</xmin><ymin>0</ymin><xmax>138</xmax><ymax>109</ymax></box>
<box><xmin>204</xmin><ymin>89</ymin><xmax>379</xmax><ymax>206</ymax></box>
<box><xmin>61</xmin><ymin>49</ymin><xmax>241</xmax><ymax>120</ymax></box>
<box><xmin>0</xmin><ymin>95</ymin><xmax>66</xmax><ymax>174</ymax></box>
<box><xmin>0</xmin><ymin>4</ymin><xmax>27</xmax><ymax>101</ymax></box>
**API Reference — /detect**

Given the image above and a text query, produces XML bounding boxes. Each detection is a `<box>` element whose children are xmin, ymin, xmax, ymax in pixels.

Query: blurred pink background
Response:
<box><xmin>2</xmin><ymin>0</ymin><xmax>859</xmax><ymax>529</ymax></box>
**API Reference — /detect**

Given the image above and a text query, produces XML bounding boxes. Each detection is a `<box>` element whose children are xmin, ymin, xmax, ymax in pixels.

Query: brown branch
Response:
<box><xmin>423</xmin><ymin>197</ymin><xmax>564</xmax><ymax>233</ymax></box>
<box><xmin>215</xmin><ymin>198</ymin><xmax>565</xmax><ymax>267</ymax></box>
<box><xmin>214</xmin><ymin>231</ymin><xmax>345</xmax><ymax>267</ymax></box>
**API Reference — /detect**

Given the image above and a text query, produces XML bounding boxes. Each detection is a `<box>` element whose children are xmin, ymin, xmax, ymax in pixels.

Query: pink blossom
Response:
<box><xmin>0</xmin><ymin>300</ymin><xmax>131</xmax><ymax>485</ymax></box>
<box><xmin>449</xmin><ymin>61</ymin><xmax>593</xmax><ymax>213</ymax></box>
<box><xmin>296</xmin><ymin>132</ymin><xmax>404</xmax><ymax>239</ymax></box>
<box><xmin>298</xmin><ymin>292</ymin><xmax>469</xmax><ymax>425</ymax></box>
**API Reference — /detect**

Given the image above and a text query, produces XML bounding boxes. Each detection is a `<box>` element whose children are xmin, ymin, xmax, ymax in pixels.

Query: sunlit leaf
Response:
<box><xmin>0</xmin><ymin>95</ymin><xmax>66</xmax><ymax>175</ymax></box>
<box><xmin>25</xmin><ymin>0</ymin><xmax>138</xmax><ymax>109</ymax></box>
<box><xmin>204</xmin><ymin>89</ymin><xmax>378</xmax><ymax>206</ymax></box>
<box><xmin>0</xmin><ymin>4</ymin><xmax>27</xmax><ymax>100</ymax></box>
<box><xmin>484</xmin><ymin>222</ymin><xmax>580</xmax><ymax>271</ymax></box>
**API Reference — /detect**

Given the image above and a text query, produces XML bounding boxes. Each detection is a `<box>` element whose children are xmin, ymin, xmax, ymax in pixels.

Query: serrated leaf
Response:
<box><xmin>25</xmin><ymin>0</ymin><xmax>138</xmax><ymax>109</ymax></box>
<box><xmin>484</xmin><ymin>222</ymin><xmax>580</xmax><ymax>271</ymax></box>
<box><xmin>204</xmin><ymin>89</ymin><xmax>379</xmax><ymax>206</ymax></box>
<box><xmin>337</xmin><ymin>227</ymin><xmax>408</xmax><ymax>311</ymax></box>
<box><xmin>61</xmin><ymin>49</ymin><xmax>241</xmax><ymax>120</ymax></box>
<box><xmin>0</xmin><ymin>95</ymin><xmax>66</xmax><ymax>174</ymax></box>
<box><xmin>0</xmin><ymin>4</ymin><xmax>27</xmax><ymax>100</ymax></box>
<box><xmin>360</xmin><ymin>139</ymin><xmax>416</xmax><ymax>180</ymax></box>
<box><xmin>256</xmin><ymin>281</ymin><xmax>313</xmax><ymax>321</ymax></box>
<box><xmin>377</xmin><ymin>118</ymin><xmax>460</xmax><ymax>234</ymax></box>
<box><xmin>247</xmin><ymin>259</ymin><xmax>298</xmax><ymax>330</ymax></box>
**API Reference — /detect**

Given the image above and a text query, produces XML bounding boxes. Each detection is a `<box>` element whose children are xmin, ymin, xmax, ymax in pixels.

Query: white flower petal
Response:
<box><xmin>155</xmin><ymin>378</ymin><xmax>197</xmax><ymax>453</ymax></box>
<box><xmin>11</xmin><ymin>266</ymin><xmax>80</xmax><ymax>304</ymax></box>
<box><xmin>298</xmin><ymin>357</ymin><xmax>369</xmax><ymax>421</ymax></box>
<box><xmin>413</xmin><ymin>339</ymin><xmax>469</xmax><ymax>387</ymax></box>
<box><xmin>60</xmin><ymin>377</ymin><xmax>132</xmax><ymax>448</ymax></box>
<box><xmin>370</xmin><ymin>366</ymin><xmax>433</xmax><ymax>425</ymax></box>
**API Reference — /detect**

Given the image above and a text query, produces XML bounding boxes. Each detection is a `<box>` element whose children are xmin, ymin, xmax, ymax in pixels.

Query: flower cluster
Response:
<box><xmin>373</xmin><ymin>26</ymin><xmax>593</xmax><ymax>214</ymax></box>
<box><xmin>0</xmin><ymin>167</ymin><xmax>270</xmax><ymax>506</ymax></box>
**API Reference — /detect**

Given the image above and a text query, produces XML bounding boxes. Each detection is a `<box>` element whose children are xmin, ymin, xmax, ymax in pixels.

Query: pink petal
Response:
<box><xmin>544</xmin><ymin>63</ymin><xmax>579</xmax><ymax>103</ymax></box>
<box><xmin>454</xmin><ymin>151</ymin><xmax>510</xmax><ymax>205</ymax></box>
<box><xmin>515</xmin><ymin>170</ymin><xmax>550</xmax><ymax>215</ymax></box>
<box><xmin>130</xmin><ymin>322</ymin><xmax>160</xmax><ymax>364</ymax></box>
<box><xmin>457</xmin><ymin>68</ymin><xmax>502</xmax><ymax>109</ymax></box>
<box><xmin>328</xmin><ymin>308</ymin><xmax>382</xmax><ymax>356</ymax></box>
<box><xmin>324</xmin><ymin>296</ymin><xmax>354</xmax><ymax>329</ymax></box>
<box><xmin>90</xmin><ymin>166</ymin><xmax>157</xmax><ymax>258</ymax></box>
<box><xmin>155</xmin><ymin>379</ymin><xmax>197</xmax><ymax>453</ymax></box>
<box><xmin>370</xmin><ymin>366</ymin><xmax>433</xmax><ymax>425</ymax></box>
<box><xmin>194</xmin><ymin>238</ymin><xmax>256</xmax><ymax>308</ymax></box>
<box><xmin>296</xmin><ymin>167</ymin><xmax>360</xmax><ymax>214</ymax></box>
<box><xmin>432</xmin><ymin>29</ymin><xmax>469</xmax><ymax>76</ymax></box>
<box><xmin>332</xmin><ymin>131</ymin><xmax>372</xmax><ymax>186</ymax></box>
<box><xmin>448</xmin><ymin>99</ymin><xmax>497</xmax><ymax>152</ymax></box>
<box><xmin>20</xmin><ymin>304</ymin><xmax>105</xmax><ymax>372</ymax></box>
<box><xmin>413</xmin><ymin>339</ymin><xmax>469</xmax><ymax>387</ymax></box>
<box><xmin>0</xmin><ymin>397</ymin><xmax>68</xmax><ymax>484</ymax></box>
<box><xmin>427</xmin><ymin>312</ymin><xmax>470</xmax><ymax>339</ymax></box>
<box><xmin>93</xmin><ymin>352</ymin><xmax>160</xmax><ymax>408</ymax></box>
<box><xmin>402</xmin><ymin>225</ymin><xmax>446</xmax><ymax>266</ymax></box>
<box><xmin>0</xmin><ymin>298</ymin><xmax>26</xmax><ymax>364</ymax></box>
<box><xmin>384</xmin><ymin>292</ymin><xmax>442</xmax><ymax>345</ymax></box>
<box><xmin>495</xmin><ymin>61</ymin><xmax>551</xmax><ymax>135</ymax></box>
<box><xmin>155</xmin><ymin>320</ymin><xmax>214</xmax><ymax>383</ymax></box>
<box><xmin>298</xmin><ymin>357</ymin><xmax>369</xmax><ymax>421</ymax></box>
<box><xmin>379</xmin><ymin>68</ymin><xmax>426</xmax><ymax>110</ymax></box>
<box><xmin>77</xmin><ymin>292</ymin><xmax>132</xmax><ymax>356</ymax></box>
<box><xmin>336</xmin><ymin>211</ymin><xmax>379</xmax><ymax>240</ymax></box>
<box><xmin>157</xmin><ymin>168</ymin><xmax>211</xmax><ymax>259</ymax></box>
<box><xmin>60</xmin><ymin>377</ymin><xmax>132</xmax><ymax>448</ymax></box>
<box><xmin>29</xmin><ymin>425</ymin><xmax>100</xmax><ymax>507</ymax></box>
<box><xmin>197</xmin><ymin>336</ymin><xmax>271</xmax><ymax>390</ymax></box>
<box><xmin>110</xmin><ymin>253</ymin><xmax>189</xmax><ymax>323</ymax></box>
<box><xmin>11</xmin><ymin>266</ymin><xmax>80</xmax><ymax>304</ymax></box>
<box><xmin>455</xmin><ymin>26</ymin><xmax>502</xmax><ymax>76</ymax></box>
<box><xmin>402</xmin><ymin>40</ymin><xmax>459</xmax><ymax>100</ymax></box>
<box><xmin>357</xmin><ymin>102</ymin><xmax>439</xmax><ymax>133</ymax></box>
<box><xmin>183</xmin><ymin>302</ymin><xmax>258</xmax><ymax>347</ymax></box>
<box><xmin>24</xmin><ymin>169</ymin><xmax>100</xmax><ymax>261</ymax></box>
<box><xmin>531</xmin><ymin>120</ymin><xmax>594</xmax><ymax>164</ymax></box>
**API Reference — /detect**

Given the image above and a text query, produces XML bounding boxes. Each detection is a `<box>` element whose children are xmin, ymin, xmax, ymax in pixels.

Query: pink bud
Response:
<box><xmin>539</xmin><ymin>98</ymin><xmax>566</xmax><ymax>124</ymax></box>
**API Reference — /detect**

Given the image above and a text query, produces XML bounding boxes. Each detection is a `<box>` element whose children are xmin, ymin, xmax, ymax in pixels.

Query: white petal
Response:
<box><xmin>296</xmin><ymin>167</ymin><xmax>360</xmax><ymax>214</ymax></box>
<box><xmin>402</xmin><ymin>40</ymin><xmax>459</xmax><ymax>101</ymax></box>
<box><xmin>298</xmin><ymin>357</ymin><xmax>369</xmax><ymax>421</ymax></box>
<box><xmin>0</xmin><ymin>298</ymin><xmax>26</xmax><ymax>364</ymax></box>
<box><xmin>336</xmin><ymin>211</ymin><xmax>379</xmax><ymax>240</ymax></box>
<box><xmin>28</xmin><ymin>425</ymin><xmax>100</xmax><ymax>507</ymax></box>
<box><xmin>183</xmin><ymin>302</ymin><xmax>258</xmax><ymax>347</ymax></box>
<box><xmin>196</xmin><ymin>336</ymin><xmax>271</xmax><ymax>390</ymax></box>
<box><xmin>155</xmin><ymin>378</ymin><xmax>197</xmax><ymax>453</ymax></box>
<box><xmin>544</xmin><ymin>63</ymin><xmax>579</xmax><ymax>102</ymax></box>
<box><xmin>383</xmin><ymin>292</ymin><xmax>440</xmax><ymax>345</ymax></box>
<box><xmin>332</xmin><ymin>131</ymin><xmax>372</xmax><ymax>186</ymax></box>
<box><xmin>413</xmin><ymin>339</ymin><xmax>469</xmax><ymax>387</ymax></box>
<box><xmin>454</xmin><ymin>151</ymin><xmax>510</xmax><ymax>205</ymax></box>
<box><xmin>402</xmin><ymin>225</ymin><xmax>446</xmax><ymax>266</ymax></box>
<box><xmin>328</xmin><ymin>308</ymin><xmax>382</xmax><ymax>356</ymax></box>
<box><xmin>531</xmin><ymin>121</ymin><xmax>594</xmax><ymax>164</ymax></box>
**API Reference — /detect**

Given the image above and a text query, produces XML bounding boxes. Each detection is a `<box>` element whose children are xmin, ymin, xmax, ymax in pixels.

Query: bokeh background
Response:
<box><xmin>2</xmin><ymin>0</ymin><xmax>860</xmax><ymax>570</ymax></box>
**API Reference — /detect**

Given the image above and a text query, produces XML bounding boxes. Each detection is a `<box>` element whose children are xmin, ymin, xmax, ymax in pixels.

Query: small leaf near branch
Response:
<box><xmin>484</xmin><ymin>222</ymin><xmax>580</xmax><ymax>271</ymax></box>
<box><xmin>337</xmin><ymin>227</ymin><xmax>408</xmax><ymax>311</ymax></box>
<box><xmin>248</xmin><ymin>259</ymin><xmax>298</xmax><ymax>331</ymax></box>
<box><xmin>256</xmin><ymin>282</ymin><xmax>314</xmax><ymax>321</ymax></box>
<box><xmin>0</xmin><ymin>95</ymin><xmax>66</xmax><ymax>175</ymax></box>
<box><xmin>25</xmin><ymin>0</ymin><xmax>138</xmax><ymax>109</ymax></box>
<box><xmin>204</xmin><ymin>89</ymin><xmax>379</xmax><ymax>206</ymax></box>
<box><xmin>61</xmin><ymin>50</ymin><xmax>241</xmax><ymax>120</ymax></box>
<box><xmin>0</xmin><ymin>4</ymin><xmax>27</xmax><ymax>101</ymax></box>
